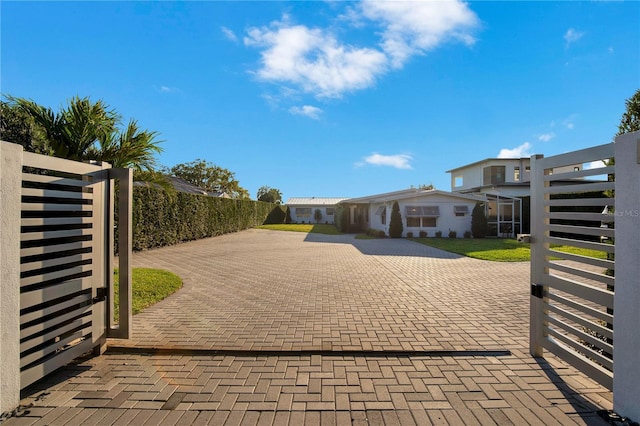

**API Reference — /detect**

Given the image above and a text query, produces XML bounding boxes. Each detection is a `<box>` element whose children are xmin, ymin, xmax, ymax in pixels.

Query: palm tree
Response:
<box><xmin>8</xmin><ymin>95</ymin><xmax>118</xmax><ymax>161</ymax></box>
<box><xmin>7</xmin><ymin>95</ymin><xmax>162</xmax><ymax>171</ymax></box>
<box><xmin>94</xmin><ymin>119</ymin><xmax>162</xmax><ymax>172</ymax></box>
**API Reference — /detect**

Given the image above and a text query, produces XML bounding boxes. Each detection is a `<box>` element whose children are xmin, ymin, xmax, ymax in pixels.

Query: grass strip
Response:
<box><xmin>256</xmin><ymin>224</ymin><xmax>342</xmax><ymax>235</ymax></box>
<box><xmin>113</xmin><ymin>267</ymin><xmax>183</xmax><ymax>320</ymax></box>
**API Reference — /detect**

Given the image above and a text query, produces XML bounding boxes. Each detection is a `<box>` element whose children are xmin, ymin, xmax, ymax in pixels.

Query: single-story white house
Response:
<box><xmin>338</xmin><ymin>188</ymin><xmax>486</xmax><ymax>237</ymax></box>
<box><xmin>286</xmin><ymin>197</ymin><xmax>351</xmax><ymax>224</ymax></box>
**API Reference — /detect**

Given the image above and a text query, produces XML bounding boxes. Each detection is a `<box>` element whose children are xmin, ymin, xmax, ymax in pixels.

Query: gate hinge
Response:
<box><xmin>531</xmin><ymin>284</ymin><xmax>544</xmax><ymax>299</ymax></box>
<box><xmin>93</xmin><ymin>287</ymin><xmax>107</xmax><ymax>304</ymax></box>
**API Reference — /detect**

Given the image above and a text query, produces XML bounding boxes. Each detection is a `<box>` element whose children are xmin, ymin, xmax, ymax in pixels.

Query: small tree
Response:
<box><xmin>388</xmin><ymin>201</ymin><xmax>403</xmax><ymax>238</ymax></box>
<box><xmin>471</xmin><ymin>203</ymin><xmax>489</xmax><ymax>238</ymax></box>
<box><xmin>285</xmin><ymin>206</ymin><xmax>292</xmax><ymax>224</ymax></box>
<box><xmin>314</xmin><ymin>209</ymin><xmax>322</xmax><ymax>223</ymax></box>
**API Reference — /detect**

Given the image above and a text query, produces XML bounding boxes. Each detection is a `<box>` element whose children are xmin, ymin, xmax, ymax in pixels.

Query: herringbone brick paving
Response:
<box><xmin>5</xmin><ymin>230</ymin><xmax>612</xmax><ymax>425</ymax></box>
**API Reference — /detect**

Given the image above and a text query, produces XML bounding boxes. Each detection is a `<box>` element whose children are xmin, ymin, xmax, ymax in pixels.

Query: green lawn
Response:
<box><xmin>410</xmin><ymin>238</ymin><xmax>607</xmax><ymax>262</ymax></box>
<box><xmin>113</xmin><ymin>267</ymin><xmax>183</xmax><ymax>320</ymax></box>
<box><xmin>256</xmin><ymin>223</ymin><xmax>342</xmax><ymax>235</ymax></box>
<box><xmin>411</xmin><ymin>237</ymin><xmax>531</xmax><ymax>261</ymax></box>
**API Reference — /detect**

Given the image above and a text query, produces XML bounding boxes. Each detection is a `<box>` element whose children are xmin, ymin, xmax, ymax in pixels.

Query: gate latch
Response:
<box><xmin>93</xmin><ymin>287</ymin><xmax>107</xmax><ymax>304</ymax></box>
<box><xmin>531</xmin><ymin>284</ymin><xmax>544</xmax><ymax>299</ymax></box>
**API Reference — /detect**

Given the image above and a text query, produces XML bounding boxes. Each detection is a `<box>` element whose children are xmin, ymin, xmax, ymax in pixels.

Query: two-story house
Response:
<box><xmin>446</xmin><ymin>157</ymin><xmax>583</xmax><ymax>236</ymax></box>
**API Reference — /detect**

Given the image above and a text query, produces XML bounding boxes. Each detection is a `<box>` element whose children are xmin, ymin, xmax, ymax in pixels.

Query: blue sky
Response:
<box><xmin>2</xmin><ymin>1</ymin><xmax>638</xmax><ymax>200</ymax></box>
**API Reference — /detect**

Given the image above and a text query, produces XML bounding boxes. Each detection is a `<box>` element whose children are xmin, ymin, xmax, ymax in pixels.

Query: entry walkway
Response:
<box><xmin>6</xmin><ymin>230</ymin><xmax>611</xmax><ymax>425</ymax></box>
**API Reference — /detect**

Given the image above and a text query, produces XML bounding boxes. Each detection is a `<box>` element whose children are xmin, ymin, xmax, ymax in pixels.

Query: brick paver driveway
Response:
<box><xmin>117</xmin><ymin>229</ymin><xmax>528</xmax><ymax>352</ymax></box>
<box><xmin>9</xmin><ymin>230</ymin><xmax>612</xmax><ymax>425</ymax></box>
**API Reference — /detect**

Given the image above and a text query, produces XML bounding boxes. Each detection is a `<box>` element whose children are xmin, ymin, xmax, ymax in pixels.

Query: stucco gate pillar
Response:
<box><xmin>613</xmin><ymin>131</ymin><xmax>640</xmax><ymax>420</ymax></box>
<box><xmin>0</xmin><ymin>142</ymin><xmax>22</xmax><ymax>414</ymax></box>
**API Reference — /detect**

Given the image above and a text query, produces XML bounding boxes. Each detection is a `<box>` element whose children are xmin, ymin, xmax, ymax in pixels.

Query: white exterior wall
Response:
<box><xmin>369</xmin><ymin>203</ymin><xmax>389</xmax><ymax>234</ymax></box>
<box><xmin>451</xmin><ymin>166</ymin><xmax>483</xmax><ymax>191</ymax></box>
<box><xmin>451</xmin><ymin>159</ymin><xmax>532</xmax><ymax>192</ymax></box>
<box><xmin>366</xmin><ymin>196</ymin><xmax>477</xmax><ymax>238</ymax></box>
<box><xmin>400</xmin><ymin>198</ymin><xmax>474</xmax><ymax>238</ymax></box>
<box><xmin>290</xmin><ymin>205</ymin><xmax>337</xmax><ymax>224</ymax></box>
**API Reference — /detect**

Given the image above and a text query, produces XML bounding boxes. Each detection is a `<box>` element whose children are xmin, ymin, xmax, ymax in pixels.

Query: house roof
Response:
<box><xmin>286</xmin><ymin>197</ymin><xmax>350</xmax><ymax>206</ymax></box>
<box><xmin>341</xmin><ymin>189</ymin><xmax>485</xmax><ymax>204</ymax></box>
<box><xmin>445</xmin><ymin>157</ymin><xmax>532</xmax><ymax>173</ymax></box>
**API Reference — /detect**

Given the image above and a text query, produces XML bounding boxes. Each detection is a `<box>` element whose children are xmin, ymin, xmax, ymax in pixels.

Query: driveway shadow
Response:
<box><xmin>302</xmin><ymin>232</ymin><xmax>464</xmax><ymax>259</ymax></box>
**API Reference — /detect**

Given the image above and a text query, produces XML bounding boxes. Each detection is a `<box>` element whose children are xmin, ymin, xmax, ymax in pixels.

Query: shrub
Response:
<box><xmin>334</xmin><ymin>206</ymin><xmax>349</xmax><ymax>232</ymax></box>
<box><xmin>448</xmin><ymin>229</ymin><xmax>457</xmax><ymax>238</ymax></box>
<box><xmin>388</xmin><ymin>201</ymin><xmax>403</xmax><ymax>238</ymax></box>
<box><xmin>285</xmin><ymin>206</ymin><xmax>292</xmax><ymax>224</ymax></box>
<box><xmin>419</xmin><ymin>230</ymin><xmax>427</xmax><ymax>238</ymax></box>
<box><xmin>406</xmin><ymin>232</ymin><xmax>413</xmax><ymax>238</ymax></box>
<box><xmin>377</xmin><ymin>230</ymin><xmax>386</xmax><ymax>238</ymax></box>
<box><xmin>129</xmin><ymin>186</ymin><xmax>275</xmax><ymax>251</ymax></box>
<box><xmin>264</xmin><ymin>205</ymin><xmax>286</xmax><ymax>224</ymax></box>
<box><xmin>471</xmin><ymin>203</ymin><xmax>489</xmax><ymax>238</ymax></box>
<box><xmin>435</xmin><ymin>230</ymin><xmax>442</xmax><ymax>238</ymax></box>
<box><xmin>464</xmin><ymin>230</ymin><xmax>472</xmax><ymax>239</ymax></box>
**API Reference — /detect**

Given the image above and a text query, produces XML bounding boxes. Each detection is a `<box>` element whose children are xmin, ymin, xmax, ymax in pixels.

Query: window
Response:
<box><xmin>514</xmin><ymin>166</ymin><xmax>520</xmax><ymax>182</ymax></box>
<box><xmin>405</xmin><ymin>206</ymin><xmax>439</xmax><ymax>227</ymax></box>
<box><xmin>483</xmin><ymin>166</ymin><xmax>506</xmax><ymax>185</ymax></box>
<box><xmin>525</xmin><ymin>166</ymin><xmax>531</xmax><ymax>172</ymax></box>
<box><xmin>296</xmin><ymin>208</ymin><xmax>311</xmax><ymax>217</ymax></box>
<box><xmin>375</xmin><ymin>206</ymin><xmax>387</xmax><ymax>225</ymax></box>
<box><xmin>326</xmin><ymin>208</ymin><xmax>335</xmax><ymax>216</ymax></box>
<box><xmin>405</xmin><ymin>206</ymin><xmax>440</xmax><ymax>217</ymax></box>
<box><xmin>454</xmin><ymin>205</ymin><xmax>469</xmax><ymax>217</ymax></box>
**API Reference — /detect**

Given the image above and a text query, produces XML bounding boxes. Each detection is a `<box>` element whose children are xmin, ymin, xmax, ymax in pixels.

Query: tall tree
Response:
<box><xmin>471</xmin><ymin>203</ymin><xmax>489</xmax><ymax>238</ymax></box>
<box><xmin>257</xmin><ymin>186</ymin><xmax>283</xmax><ymax>204</ymax></box>
<box><xmin>388</xmin><ymin>201</ymin><xmax>403</xmax><ymax>238</ymax></box>
<box><xmin>170</xmin><ymin>159</ymin><xmax>249</xmax><ymax>199</ymax></box>
<box><xmin>616</xmin><ymin>88</ymin><xmax>640</xmax><ymax>136</ymax></box>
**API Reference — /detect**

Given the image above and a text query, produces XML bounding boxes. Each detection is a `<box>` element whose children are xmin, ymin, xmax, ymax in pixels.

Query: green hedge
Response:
<box><xmin>128</xmin><ymin>186</ymin><xmax>278</xmax><ymax>251</ymax></box>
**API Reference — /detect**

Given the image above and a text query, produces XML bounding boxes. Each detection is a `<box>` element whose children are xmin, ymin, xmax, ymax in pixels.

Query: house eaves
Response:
<box><xmin>446</xmin><ymin>157</ymin><xmax>532</xmax><ymax>173</ymax></box>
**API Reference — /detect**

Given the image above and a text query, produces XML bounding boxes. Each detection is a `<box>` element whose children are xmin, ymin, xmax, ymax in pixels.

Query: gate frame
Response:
<box><xmin>612</xmin><ymin>131</ymin><xmax>640</xmax><ymax>420</ymax></box>
<box><xmin>530</xmin><ymin>131</ymin><xmax>640</xmax><ymax>421</ymax></box>
<box><xmin>0</xmin><ymin>141</ymin><xmax>132</xmax><ymax>413</ymax></box>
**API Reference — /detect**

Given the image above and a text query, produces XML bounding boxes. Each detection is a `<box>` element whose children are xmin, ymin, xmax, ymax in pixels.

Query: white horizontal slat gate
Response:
<box><xmin>529</xmin><ymin>143</ymin><xmax>615</xmax><ymax>390</ymax></box>
<box><xmin>19</xmin><ymin>151</ymin><xmax>132</xmax><ymax>389</ymax></box>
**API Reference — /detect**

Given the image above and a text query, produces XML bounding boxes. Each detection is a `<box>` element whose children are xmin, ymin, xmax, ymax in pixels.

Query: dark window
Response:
<box><xmin>296</xmin><ymin>208</ymin><xmax>311</xmax><ymax>217</ymax></box>
<box><xmin>483</xmin><ymin>166</ymin><xmax>506</xmax><ymax>185</ymax></box>
<box><xmin>454</xmin><ymin>205</ymin><xmax>469</xmax><ymax>217</ymax></box>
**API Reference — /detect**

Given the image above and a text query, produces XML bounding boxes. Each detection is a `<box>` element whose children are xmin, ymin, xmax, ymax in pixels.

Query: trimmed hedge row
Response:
<box><xmin>129</xmin><ymin>186</ymin><xmax>279</xmax><ymax>251</ymax></box>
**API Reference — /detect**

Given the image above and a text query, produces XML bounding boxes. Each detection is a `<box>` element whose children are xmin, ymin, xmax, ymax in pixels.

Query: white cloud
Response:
<box><xmin>564</xmin><ymin>28</ymin><xmax>584</xmax><ymax>47</ymax></box>
<box><xmin>221</xmin><ymin>26</ymin><xmax>238</xmax><ymax>42</ymax></box>
<box><xmin>289</xmin><ymin>105</ymin><xmax>323</xmax><ymax>119</ymax></box>
<box><xmin>157</xmin><ymin>85</ymin><xmax>181</xmax><ymax>94</ymax></box>
<box><xmin>497</xmin><ymin>142</ymin><xmax>532</xmax><ymax>159</ymax></box>
<box><xmin>563</xmin><ymin>114</ymin><xmax>577</xmax><ymax>129</ymax></box>
<box><xmin>244</xmin><ymin>1</ymin><xmax>479</xmax><ymax>98</ymax></box>
<box><xmin>538</xmin><ymin>132</ymin><xmax>555</xmax><ymax>142</ymax></box>
<box><xmin>360</xmin><ymin>153</ymin><xmax>413</xmax><ymax>169</ymax></box>
<box><xmin>360</xmin><ymin>0</ymin><xmax>479</xmax><ymax>68</ymax></box>
<box><xmin>245</xmin><ymin>20</ymin><xmax>387</xmax><ymax>98</ymax></box>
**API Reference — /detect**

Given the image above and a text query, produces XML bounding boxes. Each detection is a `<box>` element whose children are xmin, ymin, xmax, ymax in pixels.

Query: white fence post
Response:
<box><xmin>613</xmin><ymin>131</ymin><xmax>640</xmax><ymax>420</ymax></box>
<box><xmin>0</xmin><ymin>141</ymin><xmax>23</xmax><ymax>413</ymax></box>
